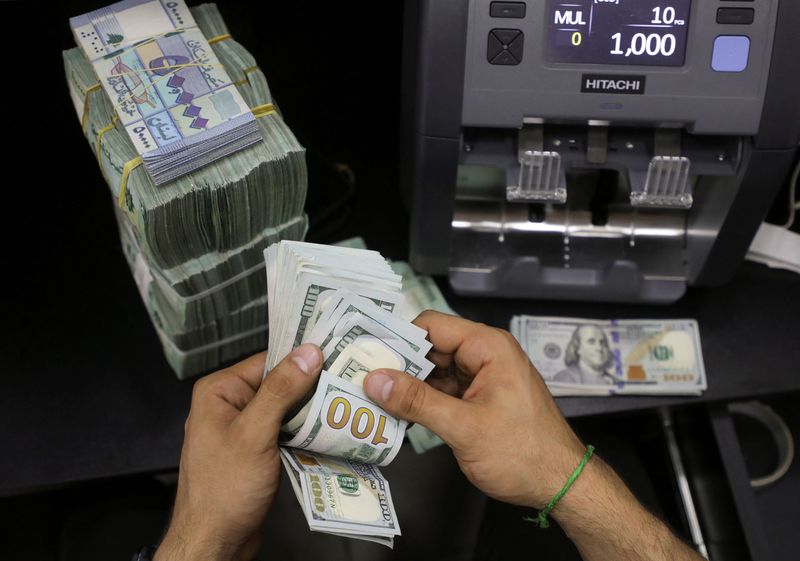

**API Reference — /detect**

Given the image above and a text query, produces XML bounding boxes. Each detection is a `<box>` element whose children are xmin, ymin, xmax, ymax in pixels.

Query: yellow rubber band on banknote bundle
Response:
<box><xmin>207</xmin><ymin>33</ymin><xmax>232</xmax><ymax>45</ymax></box>
<box><xmin>233</xmin><ymin>65</ymin><xmax>262</xmax><ymax>87</ymax></box>
<box><xmin>96</xmin><ymin>115</ymin><xmax>119</xmax><ymax>164</ymax></box>
<box><xmin>118</xmin><ymin>156</ymin><xmax>143</xmax><ymax>209</ymax></box>
<box><xmin>81</xmin><ymin>83</ymin><xmax>103</xmax><ymax>133</ymax></box>
<box><xmin>116</xmin><ymin>105</ymin><xmax>272</xmax><ymax>210</ymax></box>
<box><xmin>233</xmin><ymin>66</ymin><xmax>262</xmax><ymax>87</ymax></box>
<box><xmin>205</xmin><ymin>34</ymin><xmax>260</xmax><ymax>86</ymax></box>
<box><xmin>251</xmin><ymin>103</ymin><xmax>276</xmax><ymax>118</ymax></box>
<box><xmin>94</xmin><ymin>115</ymin><xmax>119</xmax><ymax>183</ymax></box>
<box><xmin>111</xmin><ymin>60</ymin><xmax>272</xmax><ymax>212</ymax></box>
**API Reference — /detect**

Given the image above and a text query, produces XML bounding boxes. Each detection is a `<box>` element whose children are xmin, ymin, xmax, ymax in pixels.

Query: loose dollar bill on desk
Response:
<box><xmin>265</xmin><ymin>241</ymin><xmax>438</xmax><ymax>546</ymax></box>
<box><xmin>511</xmin><ymin>316</ymin><xmax>707</xmax><ymax>396</ymax></box>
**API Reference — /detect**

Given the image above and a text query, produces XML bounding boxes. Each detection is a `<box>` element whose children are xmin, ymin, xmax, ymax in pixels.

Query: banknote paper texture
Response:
<box><xmin>279</xmin><ymin>448</ymin><xmax>400</xmax><ymax>546</ymax></box>
<box><xmin>511</xmin><ymin>316</ymin><xmax>707</xmax><ymax>396</ymax></box>
<box><xmin>284</xmin><ymin>372</ymin><xmax>408</xmax><ymax>466</ymax></box>
<box><xmin>70</xmin><ymin>0</ymin><xmax>261</xmax><ymax>183</ymax></box>
<box><xmin>265</xmin><ymin>241</ymin><xmax>440</xmax><ymax>545</ymax></box>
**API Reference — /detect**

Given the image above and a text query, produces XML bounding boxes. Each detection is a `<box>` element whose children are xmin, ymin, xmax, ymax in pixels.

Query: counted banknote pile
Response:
<box><xmin>265</xmin><ymin>241</ymin><xmax>437</xmax><ymax>546</ymax></box>
<box><xmin>511</xmin><ymin>316</ymin><xmax>707</xmax><ymax>396</ymax></box>
<box><xmin>64</xmin><ymin>1</ymin><xmax>307</xmax><ymax>378</ymax></box>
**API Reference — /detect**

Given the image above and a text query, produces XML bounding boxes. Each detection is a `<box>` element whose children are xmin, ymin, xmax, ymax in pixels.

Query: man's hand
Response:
<box><xmin>363</xmin><ymin>311</ymin><xmax>584</xmax><ymax>509</ymax></box>
<box><xmin>363</xmin><ymin>311</ymin><xmax>702</xmax><ymax>561</ymax></box>
<box><xmin>155</xmin><ymin>344</ymin><xmax>323</xmax><ymax>561</ymax></box>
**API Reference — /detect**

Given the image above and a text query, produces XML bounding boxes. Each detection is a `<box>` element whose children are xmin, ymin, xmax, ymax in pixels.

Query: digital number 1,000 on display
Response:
<box><xmin>610</xmin><ymin>32</ymin><xmax>677</xmax><ymax>58</ymax></box>
<box><xmin>546</xmin><ymin>0</ymin><xmax>690</xmax><ymax>66</ymax></box>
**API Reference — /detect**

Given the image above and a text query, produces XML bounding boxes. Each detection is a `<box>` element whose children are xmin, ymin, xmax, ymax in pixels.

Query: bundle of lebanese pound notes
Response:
<box><xmin>511</xmin><ymin>316</ymin><xmax>707</xmax><ymax>396</ymax></box>
<box><xmin>265</xmin><ymin>241</ymin><xmax>437</xmax><ymax>546</ymax></box>
<box><xmin>64</xmin><ymin>2</ymin><xmax>308</xmax><ymax>378</ymax></box>
<box><xmin>117</xmin><ymin>209</ymin><xmax>307</xmax><ymax>376</ymax></box>
<box><xmin>69</xmin><ymin>0</ymin><xmax>261</xmax><ymax>185</ymax></box>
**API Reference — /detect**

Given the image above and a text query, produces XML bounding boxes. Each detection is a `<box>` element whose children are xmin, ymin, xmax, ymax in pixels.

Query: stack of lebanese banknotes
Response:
<box><xmin>64</xmin><ymin>1</ymin><xmax>308</xmax><ymax>378</ymax></box>
<box><xmin>265</xmin><ymin>241</ymin><xmax>437</xmax><ymax>546</ymax></box>
<box><xmin>511</xmin><ymin>316</ymin><xmax>707</xmax><ymax>396</ymax></box>
<box><xmin>69</xmin><ymin>0</ymin><xmax>262</xmax><ymax>184</ymax></box>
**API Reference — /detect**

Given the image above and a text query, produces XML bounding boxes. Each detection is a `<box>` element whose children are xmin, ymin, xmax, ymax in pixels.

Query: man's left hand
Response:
<box><xmin>154</xmin><ymin>344</ymin><xmax>323</xmax><ymax>561</ymax></box>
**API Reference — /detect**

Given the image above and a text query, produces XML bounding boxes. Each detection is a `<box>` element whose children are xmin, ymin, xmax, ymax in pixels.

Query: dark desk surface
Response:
<box><xmin>2</xmin><ymin>252</ymin><xmax>798</xmax><ymax>495</ymax></box>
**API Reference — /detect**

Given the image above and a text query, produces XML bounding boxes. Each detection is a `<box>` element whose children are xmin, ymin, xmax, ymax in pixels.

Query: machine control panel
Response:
<box><xmin>466</xmin><ymin>0</ymin><xmax>779</xmax><ymax>134</ymax></box>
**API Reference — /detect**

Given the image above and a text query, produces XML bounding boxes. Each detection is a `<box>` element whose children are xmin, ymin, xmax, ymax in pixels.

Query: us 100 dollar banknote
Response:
<box><xmin>511</xmin><ymin>316</ymin><xmax>707</xmax><ymax>396</ymax></box>
<box><xmin>265</xmin><ymin>242</ymin><xmax>441</xmax><ymax>545</ymax></box>
<box><xmin>283</xmin><ymin>371</ymin><xmax>408</xmax><ymax>466</ymax></box>
<box><xmin>280</xmin><ymin>448</ymin><xmax>400</xmax><ymax>547</ymax></box>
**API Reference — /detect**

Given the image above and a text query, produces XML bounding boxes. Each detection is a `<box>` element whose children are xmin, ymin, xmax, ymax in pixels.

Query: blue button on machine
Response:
<box><xmin>712</xmin><ymin>35</ymin><xmax>750</xmax><ymax>72</ymax></box>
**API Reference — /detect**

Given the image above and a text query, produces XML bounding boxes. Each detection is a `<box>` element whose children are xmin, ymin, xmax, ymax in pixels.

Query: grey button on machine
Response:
<box><xmin>717</xmin><ymin>8</ymin><xmax>754</xmax><ymax>24</ymax></box>
<box><xmin>490</xmin><ymin>2</ymin><xmax>526</xmax><ymax>19</ymax></box>
<box><xmin>487</xmin><ymin>29</ymin><xmax>524</xmax><ymax>65</ymax></box>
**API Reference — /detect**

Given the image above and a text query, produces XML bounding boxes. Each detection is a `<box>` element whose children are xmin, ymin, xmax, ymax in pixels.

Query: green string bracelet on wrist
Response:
<box><xmin>524</xmin><ymin>445</ymin><xmax>595</xmax><ymax>529</ymax></box>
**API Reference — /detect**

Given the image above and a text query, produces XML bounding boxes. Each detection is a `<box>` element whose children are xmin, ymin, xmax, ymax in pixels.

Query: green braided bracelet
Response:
<box><xmin>524</xmin><ymin>445</ymin><xmax>596</xmax><ymax>529</ymax></box>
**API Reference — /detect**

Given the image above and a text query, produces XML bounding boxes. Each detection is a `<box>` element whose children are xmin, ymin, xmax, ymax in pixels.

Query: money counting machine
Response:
<box><xmin>401</xmin><ymin>0</ymin><xmax>800</xmax><ymax>303</ymax></box>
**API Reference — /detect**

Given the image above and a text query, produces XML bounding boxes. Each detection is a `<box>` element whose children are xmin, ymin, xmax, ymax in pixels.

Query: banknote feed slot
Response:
<box><xmin>449</xmin><ymin>125</ymin><xmax>706</xmax><ymax>302</ymax></box>
<box><xmin>403</xmin><ymin>0</ymin><xmax>797</xmax><ymax>303</ymax></box>
<box><xmin>444</xmin><ymin>124</ymin><xmax>748</xmax><ymax>302</ymax></box>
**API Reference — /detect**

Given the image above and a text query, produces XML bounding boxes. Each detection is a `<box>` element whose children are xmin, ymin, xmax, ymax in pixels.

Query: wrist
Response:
<box><xmin>526</xmin><ymin>434</ymin><xmax>588</xmax><ymax>510</ymax></box>
<box><xmin>154</xmin><ymin>525</ymin><xmax>238</xmax><ymax>561</ymax></box>
<box><xmin>549</xmin><ymin>454</ymin><xmax>642</xmax><ymax>534</ymax></box>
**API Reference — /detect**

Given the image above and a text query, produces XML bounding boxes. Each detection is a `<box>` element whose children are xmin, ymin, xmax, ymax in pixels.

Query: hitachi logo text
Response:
<box><xmin>585</xmin><ymin>79</ymin><xmax>639</xmax><ymax>90</ymax></box>
<box><xmin>581</xmin><ymin>74</ymin><xmax>646</xmax><ymax>95</ymax></box>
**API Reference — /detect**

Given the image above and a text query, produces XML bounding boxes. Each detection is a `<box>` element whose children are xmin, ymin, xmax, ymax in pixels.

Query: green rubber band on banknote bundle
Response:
<box><xmin>524</xmin><ymin>445</ymin><xmax>595</xmax><ymax>529</ymax></box>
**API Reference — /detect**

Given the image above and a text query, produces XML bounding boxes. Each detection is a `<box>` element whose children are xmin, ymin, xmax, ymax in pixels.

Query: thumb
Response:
<box><xmin>364</xmin><ymin>369</ymin><xmax>470</xmax><ymax>447</ymax></box>
<box><xmin>240</xmin><ymin>343</ymin><xmax>323</xmax><ymax>437</ymax></box>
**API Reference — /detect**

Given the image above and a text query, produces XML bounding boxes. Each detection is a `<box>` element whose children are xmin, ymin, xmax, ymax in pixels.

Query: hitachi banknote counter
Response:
<box><xmin>401</xmin><ymin>0</ymin><xmax>800</xmax><ymax>302</ymax></box>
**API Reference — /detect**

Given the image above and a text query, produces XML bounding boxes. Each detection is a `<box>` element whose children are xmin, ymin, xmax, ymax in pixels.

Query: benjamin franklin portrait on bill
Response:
<box><xmin>554</xmin><ymin>324</ymin><xmax>621</xmax><ymax>385</ymax></box>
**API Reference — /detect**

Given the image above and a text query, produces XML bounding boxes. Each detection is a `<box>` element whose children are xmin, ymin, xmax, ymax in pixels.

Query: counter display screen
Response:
<box><xmin>546</xmin><ymin>0</ymin><xmax>692</xmax><ymax>66</ymax></box>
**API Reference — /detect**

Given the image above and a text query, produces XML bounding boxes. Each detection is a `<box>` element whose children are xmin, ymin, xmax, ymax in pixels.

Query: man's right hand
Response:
<box><xmin>363</xmin><ymin>310</ymin><xmax>586</xmax><ymax>510</ymax></box>
<box><xmin>363</xmin><ymin>311</ymin><xmax>703</xmax><ymax>561</ymax></box>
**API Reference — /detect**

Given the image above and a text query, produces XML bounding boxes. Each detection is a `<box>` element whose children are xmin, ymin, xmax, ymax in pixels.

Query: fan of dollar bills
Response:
<box><xmin>63</xmin><ymin>1</ymin><xmax>308</xmax><ymax>377</ymax></box>
<box><xmin>265</xmin><ymin>241</ymin><xmax>440</xmax><ymax>546</ymax></box>
<box><xmin>335</xmin><ymin>238</ymin><xmax>455</xmax><ymax>456</ymax></box>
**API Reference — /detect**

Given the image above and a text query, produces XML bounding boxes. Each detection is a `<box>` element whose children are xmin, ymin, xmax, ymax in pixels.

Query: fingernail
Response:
<box><xmin>366</xmin><ymin>371</ymin><xmax>394</xmax><ymax>403</ymax></box>
<box><xmin>291</xmin><ymin>344</ymin><xmax>321</xmax><ymax>375</ymax></box>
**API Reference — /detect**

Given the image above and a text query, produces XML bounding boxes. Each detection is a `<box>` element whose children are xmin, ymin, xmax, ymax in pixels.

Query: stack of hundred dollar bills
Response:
<box><xmin>334</xmin><ymin>238</ymin><xmax>454</xmax><ymax>455</ymax></box>
<box><xmin>63</xmin><ymin>1</ymin><xmax>308</xmax><ymax>378</ymax></box>
<box><xmin>266</xmin><ymin>241</ymin><xmax>437</xmax><ymax>546</ymax></box>
<box><xmin>511</xmin><ymin>316</ymin><xmax>707</xmax><ymax>396</ymax></box>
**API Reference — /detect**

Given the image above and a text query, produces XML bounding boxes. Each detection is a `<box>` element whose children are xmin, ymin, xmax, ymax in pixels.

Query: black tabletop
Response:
<box><xmin>2</xmin><ymin>0</ymin><xmax>799</xmax><ymax>497</ymax></box>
